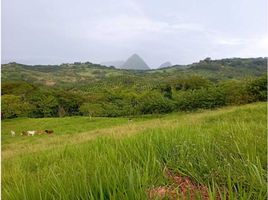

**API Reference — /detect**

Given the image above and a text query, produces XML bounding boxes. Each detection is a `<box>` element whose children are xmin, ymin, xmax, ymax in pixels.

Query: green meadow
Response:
<box><xmin>2</xmin><ymin>102</ymin><xmax>267</xmax><ymax>199</ymax></box>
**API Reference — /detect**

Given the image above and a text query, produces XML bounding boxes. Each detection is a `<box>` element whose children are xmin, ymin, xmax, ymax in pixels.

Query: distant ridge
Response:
<box><xmin>121</xmin><ymin>54</ymin><xmax>150</xmax><ymax>70</ymax></box>
<box><xmin>100</xmin><ymin>60</ymin><xmax>124</xmax><ymax>68</ymax></box>
<box><xmin>2</xmin><ymin>57</ymin><xmax>266</xmax><ymax>86</ymax></box>
<box><xmin>159</xmin><ymin>61</ymin><xmax>172</xmax><ymax>68</ymax></box>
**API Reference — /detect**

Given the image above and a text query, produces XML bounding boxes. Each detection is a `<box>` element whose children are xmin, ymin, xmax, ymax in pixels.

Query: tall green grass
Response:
<box><xmin>2</xmin><ymin>103</ymin><xmax>267</xmax><ymax>199</ymax></box>
<box><xmin>2</xmin><ymin>116</ymin><xmax>129</xmax><ymax>135</ymax></box>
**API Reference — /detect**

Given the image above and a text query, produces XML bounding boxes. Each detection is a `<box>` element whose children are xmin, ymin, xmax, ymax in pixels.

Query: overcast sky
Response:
<box><xmin>2</xmin><ymin>0</ymin><xmax>268</xmax><ymax>68</ymax></box>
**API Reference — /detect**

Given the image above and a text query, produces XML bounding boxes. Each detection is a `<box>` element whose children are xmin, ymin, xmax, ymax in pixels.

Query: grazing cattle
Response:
<box><xmin>10</xmin><ymin>130</ymin><xmax>16</xmax><ymax>137</ymax></box>
<box><xmin>27</xmin><ymin>130</ymin><xmax>36</xmax><ymax>136</ymax></box>
<box><xmin>20</xmin><ymin>130</ymin><xmax>54</xmax><ymax>136</ymax></box>
<box><xmin>36</xmin><ymin>130</ymin><xmax>46</xmax><ymax>135</ymax></box>
<box><xmin>21</xmin><ymin>131</ymin><xmax>27</xmax><ymax>136</ymax></box>
<box><xmin>45</xmin><ymin>130</ymin><xmax>54</xmax><ymax>134</ymax></box>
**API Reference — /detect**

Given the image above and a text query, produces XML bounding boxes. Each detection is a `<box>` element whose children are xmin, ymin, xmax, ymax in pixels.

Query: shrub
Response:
<box><xmin>175</xmin><ymin>86</ymin><xmax>226</xmax><ymax>111</ymax></box>
<box><xmin>137</xmin><ymin>92</ymin><xmax>176</xmax><ymax>114</ymax></box>
<box><xmin>246</xmin><ymin>75</ymin><xmax>267</xmax><ymax>102</ymax></box>
<box><xmin>1</xmin><ymin>95</ymin><xmax>34</xmax><ymax>119</ymax></box>
<box><xmin>174</xmin><ymin>76</ymin><xmax>212</xmax><ymax>91</ymax></box>
<box><xmin>220</xmin><ymin>80</ymin><xmax>252</xmax><ymax>105</ymax></box>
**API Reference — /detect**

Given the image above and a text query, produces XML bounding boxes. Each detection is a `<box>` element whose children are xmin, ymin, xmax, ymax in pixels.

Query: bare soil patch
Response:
<box><xmin>148</xmin><ymin>169</ymin><xmax>223</xmax><ymax>200</ymax></box>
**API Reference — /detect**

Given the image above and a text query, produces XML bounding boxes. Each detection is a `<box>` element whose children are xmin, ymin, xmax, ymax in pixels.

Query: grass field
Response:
<box><xmin>2</xmin><ymin>102</ymin><xmax>267</xmax><ymax>199</ymax></box>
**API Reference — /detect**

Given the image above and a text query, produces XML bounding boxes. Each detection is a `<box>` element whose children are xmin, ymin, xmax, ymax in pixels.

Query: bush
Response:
<box><xmin>137</xmin><ymin>92</ymin><xmax>176</xmax><ymax>114</ymax></box>
<box><xmin>29</xmin><ymin>92</ymin><xmax>59</xmax><ymax>117</ymax></box>
<box><xmin>2</xmin><ymin>81</ymin><xmax>35</xmax><ymax>96</ymax></box>
<box><xmin>220</xmin><ymin>80</ymin><xmax>252</xmax><ymax>105</ymax></box>
<box><xmin>175</xmin><ymin>86</ymin><xmax>226</xmax><ymax>111</ymax></box>
<box><xmin>246</xmin><ymin>75</ymin><xmax>267</xmax><ymax>102</ymax></box>
<box><xmin>174</xmin><ymin>76</ymin><xmax>212</xmax><ymax>91</ymax></box>
<box><xmin>56</xmin><ymin>91</ymin><xmax>84</xmax><ymax>116</ymax></box>
<box><xmin>1</xmin><ymin>95</ymin><xmax>34</xmax><ymax>119</ymax></box>
<box><xmin>1</xmin><ymin>75</ymin><xmax>266</xmax><ymax>119</ymax></box>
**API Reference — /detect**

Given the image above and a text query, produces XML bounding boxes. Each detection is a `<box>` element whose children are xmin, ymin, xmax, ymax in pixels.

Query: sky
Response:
<box><xmin>2</xmin><ymin>0</ymin><xmax>268</xmax><ymax>68</ymax></box>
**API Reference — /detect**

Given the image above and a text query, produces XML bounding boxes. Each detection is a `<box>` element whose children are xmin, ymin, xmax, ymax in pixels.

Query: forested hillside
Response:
<box><xmin>1</xmin><ymin>57</ymin><xmax>267</xmax><ymax>119</ymax></box>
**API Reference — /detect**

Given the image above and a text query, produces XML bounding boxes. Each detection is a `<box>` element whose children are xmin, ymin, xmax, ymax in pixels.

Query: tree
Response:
<box><xmin>1</xmin><ymin>95</ymin><xmax>34</xmax><ymax>119</ymax></box>
<box><xmin>29</xmin><ymin>93</ymin><xmax>59</xmax><ymax>117</ymax></box>
<box><xmin>174</xmin><ymin>76</ymin><xmax>212</xmax><ymax>91</ymax></box>
<box><xmin>204</xmin><ymin>57</ymin><xmax>211</xmax><ymax>62</ymax></box>
<box><xmin>2</xmin><ymin>81</ymin><xmax>35</xmax><ymax>96</ymax></box>
<box><xmin>79</xmin><ymin>103</ymin><xmax>105</xmax><ymax>117</ymax></box>
<box><xmin>56</xmin><ymin>90</ymin><xmax>84</xmax><ymax>116</ymax></box>
<box><xmin>160</xmin><ymin>84</ymin><xmax>172</xmax><ymax>99</ymax></box>
<box><xmin>246</xmin><ymin>76</ymin><xmax>267</xmax><ymax>102</ymax></box>
<box><xmin>58</xmin><ymin>106</ymin><xmax>66</xmax><ymax>117</ymax></box>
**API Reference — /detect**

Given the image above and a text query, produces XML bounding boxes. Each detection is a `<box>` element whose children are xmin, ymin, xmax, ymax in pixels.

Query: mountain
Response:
<box><xmin>121</xmin><ymin>54</ymin><xmax>150</xmax><ymax>70</ymax></box>
<box><xmin>159</xmin><ymin>62</ymin><xmax>172</xmax><ymax>68</ymax></box>
<box><xmin>100</xmin><ymin>60</ymin><xmax>124</xmax><ymax>68</ymax></box>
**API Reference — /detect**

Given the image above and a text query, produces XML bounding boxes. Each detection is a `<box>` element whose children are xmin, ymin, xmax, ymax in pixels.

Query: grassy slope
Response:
<box><xmin>2</xmin><ymin>103</ymin><xmax>267</xmax><ymax>199</ymax></box>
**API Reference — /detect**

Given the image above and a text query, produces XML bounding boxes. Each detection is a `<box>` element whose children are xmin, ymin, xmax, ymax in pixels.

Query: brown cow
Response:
<box><xmin>21</xmin><ymin>131</ymin><xmax>27</xmax><ymax>136</ymax></box>
<box><xmin>36</xmin><ymin>130</ymin><xmax>46</xmax><ymax>135</ymax></box>
<box><xmin>45</xmin><ymin>130</ymin><xmax>54</xmax><ymax>134</ymax></box>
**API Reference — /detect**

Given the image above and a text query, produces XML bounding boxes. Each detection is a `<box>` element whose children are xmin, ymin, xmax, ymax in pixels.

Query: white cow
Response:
<box><xmin>10</xmin><ymin>130</ymin><xmax>16</xmax><ymax>137</ymax></box>
<box><xmin>27</xmin><ymin>130</ymin><xmax>36</xmax><ymax>136</ymax></box>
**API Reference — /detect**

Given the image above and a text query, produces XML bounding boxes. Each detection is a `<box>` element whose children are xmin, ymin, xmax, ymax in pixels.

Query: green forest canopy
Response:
<box><xmin>1</xmin><ymin>57</ymin><xmax>267</xmax><ymax>119</ymax></box>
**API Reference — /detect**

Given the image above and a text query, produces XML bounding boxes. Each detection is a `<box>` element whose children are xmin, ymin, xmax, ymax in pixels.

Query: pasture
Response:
<box><xmin>2</xmin><ymin>102</ymin><xmax>267</xmax><ymax>199</ymax></box>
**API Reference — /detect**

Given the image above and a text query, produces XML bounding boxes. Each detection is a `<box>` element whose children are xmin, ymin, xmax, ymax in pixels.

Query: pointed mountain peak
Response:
<box><xmin>131</xmin><ymin>53</ymin><xmax>140</xmax><ymax>58</ymax></box>
<box><xmin>159</xmin><ymin>61</ymin><xmax>172</xmax><ymax>69</ymax></box>
<box><xmin>121</xmin><ymin>54</ymin><xmax>150</xmax><ymax>70</ymax></box>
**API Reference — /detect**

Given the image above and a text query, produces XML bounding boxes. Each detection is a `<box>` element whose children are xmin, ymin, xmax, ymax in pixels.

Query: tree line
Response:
<box><xmin>1</xmin><ymin>75</ymin><xmax>267</xmax><ymax>119</ymax></box>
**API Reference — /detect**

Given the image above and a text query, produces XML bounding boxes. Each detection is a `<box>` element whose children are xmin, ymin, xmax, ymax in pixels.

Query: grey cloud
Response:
<box><xmin>2</xmin><ymin>0</ymin><xmax>267</xmax><ymax>67</ymax></box>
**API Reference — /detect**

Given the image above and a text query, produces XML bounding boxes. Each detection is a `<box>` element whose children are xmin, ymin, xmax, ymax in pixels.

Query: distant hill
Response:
<box><xmin>121</xmin><ymin>54</ymin><xmax>150</xmax><ymax>70</ymax></box>
<box><xmin>100</xmin><ymin>60</ymin><xmax>124</xmax><ymax>68</ymax></box>
<box><xmin>159</xmin><ymin>62</ymin><xmax>172</xmax><ymax>69</ymax></box>
<box><xmin>1</xmin><ymin>57</ymin><xmax>266</xmax><ymax>87</ymax></box>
